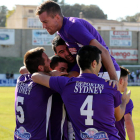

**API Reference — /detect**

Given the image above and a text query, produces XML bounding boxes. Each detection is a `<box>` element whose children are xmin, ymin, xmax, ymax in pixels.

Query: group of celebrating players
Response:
<box><xmin>14</xmin><ymin>1</ymin><xmax>135</xmax><ymax>140</ymax></box>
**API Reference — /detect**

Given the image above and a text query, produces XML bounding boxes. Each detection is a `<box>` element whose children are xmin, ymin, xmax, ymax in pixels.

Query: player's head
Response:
<box><xmin>36</xmin><ymin>1</ymin><xmax>63</xmax><ymax>35</ymax></box>
<box><xmin>24</xmin><ymin>47</ymin><xmax>51</xmax><ymax>74</ymax></box>
<box><xmin>77</xmin><ymin>45</ymin><xmax>102</xmax><ymax>75</ymax></box>
<box><xmin>52</xmin><ymin>35</ymin><xmax>75</xmax><ymax>63</ymax></box>
<box><xmin>50</xmin><ymin>55</ymin><xmax>68</xmax><ymax>72</ymax></box>
<box><xmin>119</xmin><ymin>66</ymin><xmax>130</xmax><ymax>92</ymax></box>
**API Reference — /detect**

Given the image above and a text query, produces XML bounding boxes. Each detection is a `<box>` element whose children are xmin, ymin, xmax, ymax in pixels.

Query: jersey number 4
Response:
<box><xmin>80</xmin><ymin>95</ymin><xmax>94</xmax><ymax>125</ymax></box>
<box><xmin>16</xmin><ymin>96</ymin><xmax>25</xmax><ymax>123</ymax></box>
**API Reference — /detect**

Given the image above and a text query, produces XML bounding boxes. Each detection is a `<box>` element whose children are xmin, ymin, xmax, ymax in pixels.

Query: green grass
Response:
<box><xmin>0</xmin><ymin>87</ymin><xmax>139</xmax><ymax>139</ymax></box>
<box><xmin>0</xmin><ymin>87</ymin><xmax>15</xmax><ymax>140</ymax></box>
<box><xmin>126</xmin><ymin>86</ymin><xmax>140</xmax><ymax>140</ymax></box>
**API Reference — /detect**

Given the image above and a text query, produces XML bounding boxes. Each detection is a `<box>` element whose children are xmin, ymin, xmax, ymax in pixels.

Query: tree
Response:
<box><xmin>5</xmin><ymin>8</ymin><xmax>15</xmax><ymax>27</ymax></box>
<box><xmin>81</xmin><ymin>4</ymin><xmax>107</xmax><ymax>19</ymax></box>
<box><xmin>61</xmin><ymin>4</ymin><xmax>81</xmax><ymax>17</ymax></box>
<box><xmin>60</xmin><ymin>4</ymin><xmax>107</xmax><ymax>19</ymax></box>
<box><xmin>0</xmin><ymin>5</ymin><xmax>7</xmax><ymax>27</ymax></box>
<box><xmin>118</xmin><ymin>13</ymin><xmax>140</xmax><ymax>22</ymax></box>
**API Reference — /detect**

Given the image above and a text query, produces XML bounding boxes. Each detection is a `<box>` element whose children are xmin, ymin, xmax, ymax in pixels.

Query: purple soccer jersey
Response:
<box><xmin>49</xmin><ymin>73</ymin><xmax>122</xmax><ymax>140</ymax></box>
<box><xmin>115</xmin><ymin>95</ymin><xmax>134</xmax><ymax>140</ymax></box>
<box><xmin>58</xmin><ymin>17</ymin><xmax>120</xmax><ymax>72</ymax></box>
<box><xmin>49</xmin><ymin>93</ymin><xmax>68</xmax><ymax>140</ymax></box>
<box><xmin>69</xmin><ymin>63</ymin><xmax>80</xmax><ymax>73</ymax></box>
<box><xmin>14</xmin><ymin>74</ymin><xmax>62</xmax><ymax>140</ymax></box>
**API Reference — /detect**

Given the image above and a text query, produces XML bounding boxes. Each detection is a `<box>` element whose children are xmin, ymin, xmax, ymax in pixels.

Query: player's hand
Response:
<box><xmin>121</xmin><ymin>88</ymin><xmax>131</xmax><ymax>104</ymax></box>
<box><xmin>49</xmin><ymin>70</ymin><xmax>68</xmax><ymax>76</ymax></box>
<box><xmin>105</xmin><ymin>79</ymin><xmax>119</xmax><ymax>90</ymax></box>
<box><xmin>19</xmin><ymin>66</ymin><xmax>29</xmax><ymax>74</ymax></box>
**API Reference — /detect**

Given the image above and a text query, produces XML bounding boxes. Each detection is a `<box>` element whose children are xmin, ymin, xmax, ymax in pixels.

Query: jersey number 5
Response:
<box><xmin>80</xmin><ymin>95</ymin><xmax>94</xmax><ymax>125</ymax></box>
<box><xmin>16</xmin><ymin>96</ymin><xmax>25</xmax><ymax>123</ymax></box>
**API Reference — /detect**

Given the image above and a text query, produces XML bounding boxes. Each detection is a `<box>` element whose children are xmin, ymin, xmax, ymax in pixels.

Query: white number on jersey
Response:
<box><xmin>80</xmin><ymin>95</ymin><xmax>94</xmax><ymax>125</ymax></box>
<box><xmin>16</xmin><ymin>96</ymin><xmax>25</xmax><ymax>123</ymax></box>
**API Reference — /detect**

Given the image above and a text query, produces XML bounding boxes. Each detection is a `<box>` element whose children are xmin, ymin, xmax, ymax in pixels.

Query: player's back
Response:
<box><xmin>58</xmin><ymin>17</ymin><xmax>119</xmax><ymax>73</ymax></box>
<box><xmin>61</xmin><ymin>73</ymin><xmax>121</xmax><ymax>140</ymax></box>
<box><xmin>14</xmin><ymin>74</ymin><xmax>54</xmax><ymax>140</ymax></box>
<box><xmin>59</xmin><ymin>17</ymin><xmax>107</xmax><ymax>50</ymax></box>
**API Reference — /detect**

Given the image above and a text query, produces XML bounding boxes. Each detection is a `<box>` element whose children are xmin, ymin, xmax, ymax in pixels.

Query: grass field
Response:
<box><xmin>0</xmin><ymin>86</ymin><xmax>140</xmax><ymax>140</ymax></box>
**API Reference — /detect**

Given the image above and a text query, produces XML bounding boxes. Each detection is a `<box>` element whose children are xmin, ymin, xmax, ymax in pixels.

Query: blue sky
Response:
<box><xmin>2</xmin><ymin>0</ymin><xmax>140</xmax><ymax>20</ymax></box>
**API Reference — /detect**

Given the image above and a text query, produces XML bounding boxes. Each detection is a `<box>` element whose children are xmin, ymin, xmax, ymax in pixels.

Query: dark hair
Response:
<box><xmin>120</xmin><ymin>66</ymin><xmax>130</xmax><ymax>77</ymax></box>
<box><xmin>36</xmin><ymin>0</ymin><xmax>63</xmax><ymax>17</ymax></box>
<box><xmin>52</xmin><ymin>35</ymin><xmax>66</xmax><ymax>53</ymax></box>
<box><xmin>24</xmin><ymin>47</ymin><xmax>45</xmax><ymax>74</ymax></box>
<box><xmin>77</xmin><ymin>45</ymin><xmax>102</xmax><ymax>71</ymax></box>
<box><xmin>50</xmin><ymin>55</ymin><xmax>68</xmax><ymax>70</ymax></box>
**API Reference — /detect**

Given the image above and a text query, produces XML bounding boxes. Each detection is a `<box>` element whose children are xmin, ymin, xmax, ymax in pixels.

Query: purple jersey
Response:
<box><xmin>49</xmin><ymin>73</ymin><xmax>122</xmax><ymax>140</ymax></box>
<box><xmin>68</xmin><ymin>63</ymin><xmax>80</xmax><ymax>73</ymax></box>
<box><xmin>49</xmin><ymin>93</ymin><xmax>68</xmax><ymax>140</ymax></box>
<box><xmin>115</xmin><ymin>95</ymin><xmax>134</xmax><ymax>140</ymax></box>
<box><xmin>14</xmin><ymin>74</ymin><xmax>55</xmax><ymax>140</ymax></box>
<box><xmin>58</xmin><ymin>17</ymin><xmax>120</xmax><ymax>72</ymax></box>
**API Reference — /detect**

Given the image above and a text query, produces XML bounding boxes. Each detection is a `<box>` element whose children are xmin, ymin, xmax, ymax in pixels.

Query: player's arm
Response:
<box><xmin>115</xmin><ymin>103</ymin><xmax>126</xmax><ymax>121</ymax></box>
<box><xmin>68</xmin><ymin>71</ymin><xmax>79</xmax><ymax>78</ymax></box>
<box><xmin>32</xmin><ymin>71</ymin><xmax>68</xmax><ymax>88</ymax></box>
<box><xmin>69</xmin><ymin>23</ymin><xmax>118</xmax><ymax>80</ymax></box>
<box><xmin>32</xmin><ymin>72</ymin><xmax>51</xmax><ymax>88</ymax></box>
<box><xmin>19</xmin><ymin>66</ymin><xmax>29</xmax><ymax>74</ymax></box>
<box><xmin>89</xmin><ymin>39</ymin><xmax>118</xmax><ymax>81</ymax></box>
<box><xmin>32</xmin><ymin>71</ymin><xmax>68</xmax><ymax>95</ymax></box>
<box><xmin>114</xmin><ymin>89</ymin><xmax>131</xmax><ymax>121</ymax></box>
<box><xmin>124</xmin><ymin>113</ymin><xmax>135</xmax><ymax>140</ymax></box>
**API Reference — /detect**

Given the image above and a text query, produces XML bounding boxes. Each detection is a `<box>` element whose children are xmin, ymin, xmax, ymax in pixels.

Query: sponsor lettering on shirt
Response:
<box><xmin>74</xmin><ymin>81</ymin><xmax>104</xmax><ymax>94</ymax></box>
<box><xmin>17</xmin><ymin>82</ymin><xmax>33</xmax><ymax>95</ymax></box>
<box><xmin>69</xmin><ymin>48</ymin><xmax>77</xmax><ymax>55</ymax></box>
<box><xmin>14</xmin><ymin>126</ymin><xmax>31</xmax><ymax>140</ymax></box>
<box><xmin>80</xmin><ymin>128</ymin><xmax>108</xmax><ymax>140</ymax></box>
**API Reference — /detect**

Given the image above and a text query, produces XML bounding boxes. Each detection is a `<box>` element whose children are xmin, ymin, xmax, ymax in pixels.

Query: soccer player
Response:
<box><xmin>15</xmin><ymin>47</ymin><xmax>68</xmax><ymax>140</ymax></box>
<box><xmin>36</xmin><ymin>0</ymin><xmax>120</xmax><ymax>81</ymax></box>
<box><xmin>49</xmin><ymin>55</ymin><xmax>69</xmax><ymax>140</ymax></box>
<box><xmin>19</xmin><ymin>51</ymin><xmax>72</xmax><ymax>140</ymax></box>
<box><xmin>14</xmin><ymin>47</ymin><xmax>54</xmax><ymax>140</ymax></box>
<box><xmin>115</xmin><ymin>66</ymin><xmax>135</xmax><ymax>140</ymax></box>
<box><xmin>50</xmin><ymin>55</ymin><xmax>68</xmax><ymax>72</ymax></box>
<box><xmin>52</xmin><ymin>35</ymin><xmax>80</xmax><ymax>77</ymax></box>
<box><xmin>32</xmin><ymin>45</ymin><xmax>130</xmax><ymax>140</ymax></box>
<box><xmin>50</xmin><ymin>56</ymin><xmax>76</xmax><ymax>140</ymax></box>
<box><xmin>52</xmin><ymin>36</ymin><xmax>76</xmax><ymax>64</ymax></box>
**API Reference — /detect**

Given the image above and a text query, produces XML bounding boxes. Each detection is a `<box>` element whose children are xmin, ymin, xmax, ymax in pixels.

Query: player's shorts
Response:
<box><xmin>98</xmin><ymin>71</ymin><xmax>120</xmax><ymax>80</ymax></box>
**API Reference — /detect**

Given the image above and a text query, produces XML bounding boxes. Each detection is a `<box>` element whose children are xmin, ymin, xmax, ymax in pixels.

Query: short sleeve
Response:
<box><xmin>68</xmin><ymin>21</ymin><xmax>95</xmax><ymax>45</ymax></box>
<box><xmin>49</xmin><ymin>76</ymin><xmax>70</xmax><ymax>95</ymax></box>
<box><xmin>125</xmin><ymin>99</ymin><xmax>134</xmax><ymax>115</ymax></box>
<box><xmin>114</xmin><ymin>91</ymin><xmax>121</xmax><ymax>108</ymax></box>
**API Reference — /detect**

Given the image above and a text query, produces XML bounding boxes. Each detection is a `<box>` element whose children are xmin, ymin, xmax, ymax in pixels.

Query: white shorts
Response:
<box><xmin>98</xmin><ymin>71</ymin><xmax>120</xmax><ymax>80</ymax></box>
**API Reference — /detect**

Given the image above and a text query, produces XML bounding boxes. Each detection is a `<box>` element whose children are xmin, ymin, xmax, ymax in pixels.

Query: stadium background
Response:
<box><xmin>0</xmin><ymin>29</ymin><xmax>140</xmax><ymax>86</ymax></box>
